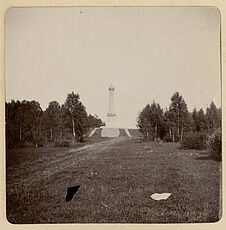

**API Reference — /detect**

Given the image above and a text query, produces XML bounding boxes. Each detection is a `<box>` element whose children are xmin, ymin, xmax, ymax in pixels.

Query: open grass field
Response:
<box><xmin>6</xmin><ymin>136</ymin><xmax>221</xmax><ymax>223</ymax></box>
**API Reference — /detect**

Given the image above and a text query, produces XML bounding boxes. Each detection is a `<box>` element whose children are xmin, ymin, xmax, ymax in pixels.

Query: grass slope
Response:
<box><xmin>119</xmin><ymin>129</ymin><xmax>128</xmax><ymax>137</ymax></box>
<box><xmin>6</xmin><ymin>137</ymin><xmax>221</xmax><ymax>223</ymax></box>
<box><xmin>128</xmin><ymin>129</ymin><xmax>141</xmax><ymax>137</ymax></box>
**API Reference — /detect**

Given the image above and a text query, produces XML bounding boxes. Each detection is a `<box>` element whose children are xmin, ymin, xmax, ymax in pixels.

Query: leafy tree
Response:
<box><xmin>64</xmin><ymin>92</ymin><xmax>89</xmax><ymax>142</ymax></box>
<box><xmin>206</xmin><ymin>102</ymin><xmax>221</xmax><ymax>131</ymax></box>
<box><xmin>192</xmin><ymin>108</ymin><xmax>207</xmax><ymax>132</ymax></box>
<box><xmin>137</xmin><ymin>104</ymin><xmax>152</xmax><ymax>141</ymax></box>
<box><xmin>88</xmin><ymin>114</ymin><xmax>103</xmax><ymax>128</ymax></box>
<box><xmin>6</xmin><ymin>100</ymin><xmax>43</xmax><ymax>148</ymax></box>
<box><xmin>6</xmin><ymin>101</ymin><xmax>20</xmax><ymax>148</ymax></box>
<box><xmin>6</xmin><ymin>93</ymin><xmax>105</xmax><ymax>147</ymax></box>
<box><xmin>45</xmin><ymin>101</ymin><xmax>61</xmax><ymax>140</ymax></box>
<box><xmin>164</xmin><ymin>108</ymin><xmax>177</xmax><ymax>142</ymax></box>
<box><xmin>162</xmin><ymin>108</ymin><xmax>177</xmax><ymax>141</ymax></box>
<box><xmin>25</xmin><ymin>100</ymin><xmax>43</xmax><ymax>146</ymax></box>
<box><xmin>6</xmin><ymin>100</ymin><xmax>21</xmax><ymax>145</ymax></box>
<box><xmin>192</xmin><ymin>108</ymin><xmax>197</xmax><ymax>131</ymax></box>
<box><xmin>151</xmin><ymin>102</ymin><xmax>164</xmax><ymax>140</ymax></box>
<box><xmin>137</xmin><ymin>101</ymin><xmax>164</xmax><ymax>141</ymax></box>
<box><xmin>168</xmin><ymin>92</ymin><xmax>189</xmax><ymax>141</ymax></box>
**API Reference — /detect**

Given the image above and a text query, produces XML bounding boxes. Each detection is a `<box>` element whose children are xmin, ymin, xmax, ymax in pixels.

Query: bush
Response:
<box><xmin>207</xmin><ymin>129</ymin><xmax>222</xmax><ymax>161</ymax></box>
<box><xmin>180</xmin><ymin>132</ymin><xmax>207</xmax><ymax>150</ymax></box>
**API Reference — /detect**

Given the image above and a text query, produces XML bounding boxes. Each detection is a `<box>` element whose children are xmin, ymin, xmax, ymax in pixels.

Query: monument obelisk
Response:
<box><xmin>106</xmin><ymin>83</ymin><xmax>117</xmax><ymax>127</ymax></box>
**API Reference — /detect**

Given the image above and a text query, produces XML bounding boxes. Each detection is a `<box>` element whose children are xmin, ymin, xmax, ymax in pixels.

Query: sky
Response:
<box><xmin>6</xmin><ymin>7</ymin><xmax>221</xmax><ymax>128</ymax></box>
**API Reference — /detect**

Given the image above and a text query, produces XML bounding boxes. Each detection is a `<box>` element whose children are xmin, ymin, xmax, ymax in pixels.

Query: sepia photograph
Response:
<box><xmin>5</xmin><ymin>7</ymin><xmax>222</xmax><ymax>224</ymax></box>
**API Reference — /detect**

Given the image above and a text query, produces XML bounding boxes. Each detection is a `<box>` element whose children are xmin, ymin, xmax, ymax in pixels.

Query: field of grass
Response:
<box><xmin>6</xmin><ymin>136</ymin><xmax>221</xmax><ymax>223</ymax></box>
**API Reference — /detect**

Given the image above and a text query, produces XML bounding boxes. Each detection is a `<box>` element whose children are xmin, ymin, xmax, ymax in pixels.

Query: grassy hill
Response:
<box><xmin>6</xmin><ymin>137</ymin><xmax>221</xmax><ymax>223</ymax></box>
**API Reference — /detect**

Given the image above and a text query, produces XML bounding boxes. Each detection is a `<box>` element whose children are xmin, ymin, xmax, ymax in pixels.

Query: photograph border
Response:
<box><xmin>0</xmin><ymin>0</ymin><xmax>225</xmax><ymax>229</ymax></box>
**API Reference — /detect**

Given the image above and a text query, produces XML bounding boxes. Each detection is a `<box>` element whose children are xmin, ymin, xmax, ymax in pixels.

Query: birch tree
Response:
<box><xmin>45</xmin><ymin>101</ymin><xmax>61</xmax><ymax>140</ymax></box>
<box><xmin>64</xmin><ymin>92</ymin><xmax>89</xmax><ymax>142</ymax></box>
<box><xmin>169</xmin><ymin>92</ymin><xmax>189</xmax><ymax>141</ymax></box>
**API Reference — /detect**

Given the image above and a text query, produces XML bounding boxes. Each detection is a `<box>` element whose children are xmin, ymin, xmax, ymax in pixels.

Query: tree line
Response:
<box><xmin>137</xmin><ymin>91</ymin><xmax>221</xmax><ymax>143</ymax></box>
<box><xmin>6</xmin><ymin>92</ymin><xmax>104</xmax><ymax>149</ymax></box>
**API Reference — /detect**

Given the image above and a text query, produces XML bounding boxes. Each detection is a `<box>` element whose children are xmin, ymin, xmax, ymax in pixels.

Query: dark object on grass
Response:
<box><xmin>66</xmin><ymin>185</ymin><xmax>80</xmax><ymax>202</ymax></box>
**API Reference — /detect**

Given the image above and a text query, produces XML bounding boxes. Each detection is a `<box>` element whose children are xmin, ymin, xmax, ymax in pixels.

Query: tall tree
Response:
<box><xmin>164</xmin><ymin>109</ymin><xmax>176</xmax><ymax>142</ymax></box>
<box><xmin>168</xmin><ymin>92</ymin><xmax>189</xmax><ymax>141</ymax></box>
<box><xmin>192</xmin><ymin>108</ymin><xmax>207</xmax><ymax>132</ymax></box>
<box><xmin>27</xmin><ymin>101</ymin><xmax>43</xmax><ymax>146</ymax></box>
<box><xmin>6</xmin><ymin>100</ymin><xmax>43</xmax><ymax>148</ymax></box>
<box><xmin>45</xmin><ymin>101</ymin><xmax>61</xmax><ymax>140</ymax></box>
<box><xmin>5</xmin><ymin>100</ymin><xmax>21</xmax><ymax>148</ymax></box>
<box><xmin>137</xmin><ymin>101</ymin><xmax>163</xmax><ymax>141</ymax></box>
<box><xmin>137</xmin><ymin>104</ymin><xmax>152</xmax><ymax>141</ymax></box>
<box><xmin>64</xmin><ymin>92</ymin><xmax>89</xmax><ymax>142</ymax></box>
<box><xmin>206</xmin><ymin>102</ymin><xmax>221</xmax><ymax>131</ymax></box>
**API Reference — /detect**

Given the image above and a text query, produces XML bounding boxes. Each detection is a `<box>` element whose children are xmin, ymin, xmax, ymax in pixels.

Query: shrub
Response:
<box><xmin>206</xmin><ymin>129</ymin><xmax>222</xmax><ymax>161</ymax></box>
<box><xmin>180</xmin><ymin>132</ymin><xmax>207</xmax><ymax>150</ymax></box>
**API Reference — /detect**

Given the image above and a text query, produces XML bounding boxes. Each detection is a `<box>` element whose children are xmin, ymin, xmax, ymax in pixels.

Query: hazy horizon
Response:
<box><xmin>6</xmin><ymin>7</ymin><xmax>221</xmax><ymax>128</ymax></box>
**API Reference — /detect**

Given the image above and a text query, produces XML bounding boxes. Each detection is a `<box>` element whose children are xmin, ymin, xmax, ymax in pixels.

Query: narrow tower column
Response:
<box><xmin>109</xmin><ymin>87</ymin><xmax>114</xmax><ymax>114</ymax></box>
<box><xmin>107</xmin><ymin>83</ymin><xmax>117</xmax><ymax>124</ymax></box>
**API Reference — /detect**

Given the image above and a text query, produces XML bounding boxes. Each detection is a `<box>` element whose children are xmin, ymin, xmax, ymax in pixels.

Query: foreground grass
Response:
<box><xmin>6</xmin><ymin>137</ymin><xmax>221</xmax><ymax>223</ymax></box>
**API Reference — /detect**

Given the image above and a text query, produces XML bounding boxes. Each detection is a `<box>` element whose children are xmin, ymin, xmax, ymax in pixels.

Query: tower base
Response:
<box><xmin>106</xmin><ymin>113</ymin><xmax>117</xmax><ymax>128</ymax></box>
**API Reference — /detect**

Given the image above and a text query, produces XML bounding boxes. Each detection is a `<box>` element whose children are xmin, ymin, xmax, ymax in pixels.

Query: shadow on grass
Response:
<box><xmin>195</xmin><ymin>155</ymin><xmax>213</xmax><ymax>161</ymax></box>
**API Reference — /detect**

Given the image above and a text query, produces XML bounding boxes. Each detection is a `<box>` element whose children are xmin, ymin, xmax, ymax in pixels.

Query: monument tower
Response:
<box><xmin>106</xmin><ymin>83</ymin><xmax>117</xmax><ymax>126</ymax></box>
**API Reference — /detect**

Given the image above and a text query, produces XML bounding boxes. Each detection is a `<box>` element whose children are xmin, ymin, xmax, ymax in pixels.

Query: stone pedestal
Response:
<box><xmin>101</xmin><ymin>127</ymin><xmax>120</xmax><ymax>137</ymax></box>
